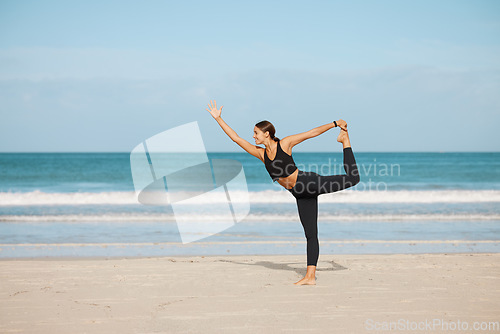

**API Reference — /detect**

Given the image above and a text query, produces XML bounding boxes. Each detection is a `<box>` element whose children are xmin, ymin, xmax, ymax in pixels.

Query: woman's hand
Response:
<box><xmin>206</xmin><ymin>100</ymin><xmax>223</xmax><ymax>119</ymax></box>
<box><xmin>336</xmin><ymin>119</ymin><xmax>348</xmax><ymax>131</ymax></box>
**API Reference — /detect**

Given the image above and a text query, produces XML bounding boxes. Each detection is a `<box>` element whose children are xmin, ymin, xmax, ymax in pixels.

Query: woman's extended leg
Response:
<box><xmin>318</xmin><ymin>130</ymin><xmax>360</xmax><ymax>195</ymax></box>
<box><xmin>294</xmin><ymin>196</ymin><xmax>318</xmax><ymax>285</ymax></box>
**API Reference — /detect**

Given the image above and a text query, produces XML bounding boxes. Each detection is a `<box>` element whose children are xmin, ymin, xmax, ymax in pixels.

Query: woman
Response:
<box><xmin>206</xmin><ymin>100</ymin><xmax>360</xmax><ymax>285</ymax></box>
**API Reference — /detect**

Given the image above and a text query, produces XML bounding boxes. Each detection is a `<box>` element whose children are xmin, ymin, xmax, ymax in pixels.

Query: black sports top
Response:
<box><xmin>264</xmin><ymin>139</ymin><xmax>298</xmax><ymax>182</ymax></box>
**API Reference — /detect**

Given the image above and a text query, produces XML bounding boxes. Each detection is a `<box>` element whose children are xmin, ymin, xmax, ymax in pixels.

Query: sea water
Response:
<box><xmin>0</xmin><ymin>152</ymin><xmax>499</xmax><ymax>258</ymax></box>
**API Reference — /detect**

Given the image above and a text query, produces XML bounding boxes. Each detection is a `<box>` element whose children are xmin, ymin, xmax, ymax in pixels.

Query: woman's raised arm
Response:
<box><xmin>206</xmin><ymin>100</ymin><xmax>263</xmax><ymax>161</ymax></box>
<box><xmin>283</xmin><ymin>120</ymin><xmax>347</xmax><ymax>150</ymax></box>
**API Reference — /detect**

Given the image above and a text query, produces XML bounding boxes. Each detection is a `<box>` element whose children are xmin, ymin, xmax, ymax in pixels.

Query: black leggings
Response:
<box><xmin>287</xmin><ymin>147</ymin><xmax>360</xmax><ymax>266</ymax></box>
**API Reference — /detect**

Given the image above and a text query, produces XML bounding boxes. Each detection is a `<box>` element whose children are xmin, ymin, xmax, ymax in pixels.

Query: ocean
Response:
<box><xmin>1</xmin><ymin>152</ymin><xmax>499</xmax><ymax>258</ymax></box>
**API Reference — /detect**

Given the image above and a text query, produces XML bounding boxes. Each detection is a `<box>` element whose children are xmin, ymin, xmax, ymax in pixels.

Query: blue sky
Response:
<box><xmin>0</xmin><ymin>0</ymin><xmax>499</xmax><ymax>152</ymax></box>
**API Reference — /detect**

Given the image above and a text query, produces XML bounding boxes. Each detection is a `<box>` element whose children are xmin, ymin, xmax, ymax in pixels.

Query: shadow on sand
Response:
<box><xmin>216</xmin><ymin>258</ymin><xmax>347</xmax><ymax>276</ymax></box>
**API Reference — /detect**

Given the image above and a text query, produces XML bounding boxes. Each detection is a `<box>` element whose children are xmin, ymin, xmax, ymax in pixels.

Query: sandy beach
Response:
<box><xmin>1</xmin><ymin>253</ymin><xmax>499</xmax><ymax>333</ymax></box>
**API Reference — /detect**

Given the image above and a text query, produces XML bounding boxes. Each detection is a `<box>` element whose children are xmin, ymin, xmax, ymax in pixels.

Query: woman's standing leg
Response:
<box><xmin>294</xmin><ymin>196</ymin><xmax>319</xmax><ymax>285</ymax></box>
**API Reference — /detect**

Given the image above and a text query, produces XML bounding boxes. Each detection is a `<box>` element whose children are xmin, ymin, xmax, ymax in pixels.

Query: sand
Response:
<box><xmin>1</xmin><ymin>253</ymin><xmax>499</xmax><ymax>333</ymax></box>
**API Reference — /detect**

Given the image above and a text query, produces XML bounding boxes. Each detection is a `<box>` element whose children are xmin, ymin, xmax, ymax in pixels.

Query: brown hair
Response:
<box><xmin>255</xmin><ymin>120</ymin><xmax>279</xmax><ymax>142</ymax></box>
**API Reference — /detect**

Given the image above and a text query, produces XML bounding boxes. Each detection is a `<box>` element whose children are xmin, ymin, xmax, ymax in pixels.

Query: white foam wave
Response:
<box><xmin>0</xmin><ymin>190</ymin><xmax>137</xmax><ymax>205</ymax></box>
<box><xmin>1</xmin><ymin>189</ymin><xmax>500</xmax><ymax>206</ymax></box>
<box><xmin>1</xmin><ymin>213</ymin><xmax>499</xmax><ymax>222</ymax></box>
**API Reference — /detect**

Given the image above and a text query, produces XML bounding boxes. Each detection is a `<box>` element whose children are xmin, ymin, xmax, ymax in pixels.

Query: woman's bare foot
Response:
<box><xmin>294</xmin><ymin>265</ymin><xmax>317</xmax><ymax>285</ymax></box>
<box><xmin>337</xmin><ymin>128</ymin><xmax>347</xmax><ymax>143</ymax></box>
<box><xmin>337</xmin><ymin>128</ymin><xmax>351</xmax><ymax>149</ymax></box>
<box><xmin>294</xmin><ymin>276</ymin><xmax>316</xmax><ymax>285</ymax></box>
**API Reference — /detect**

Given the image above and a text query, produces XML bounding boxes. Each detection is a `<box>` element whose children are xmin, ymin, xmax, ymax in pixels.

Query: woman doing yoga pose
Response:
<box><xmin>206</xmin><ymin>100</ymin><xmax>360</xmax><ymax>285</ymax></box>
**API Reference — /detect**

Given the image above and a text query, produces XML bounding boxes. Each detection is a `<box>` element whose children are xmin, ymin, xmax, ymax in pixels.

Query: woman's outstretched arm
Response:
<box><xmin>206</xmin><ymin>100</ymin><xmax>263</xmax><ymax>161</ymax></box>
<box><xmin>283</xmin><ymin>120</ymin><xmax>347</xmax><ymax>149</ymax></box>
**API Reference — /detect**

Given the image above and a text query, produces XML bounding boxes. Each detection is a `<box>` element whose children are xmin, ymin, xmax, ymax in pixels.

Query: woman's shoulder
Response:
<box><xmin>279</xmin><ymin>137</ymin><xmax>293</xmax><ymax>155</ymax></box>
